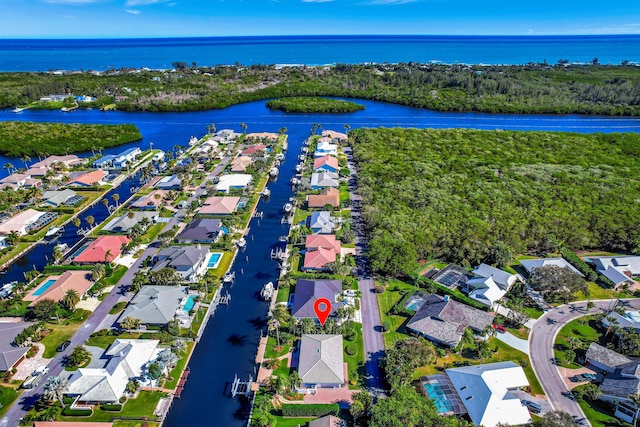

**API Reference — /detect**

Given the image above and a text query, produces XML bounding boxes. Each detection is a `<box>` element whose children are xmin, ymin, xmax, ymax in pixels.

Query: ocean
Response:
<box><xmin>1</xmin><ymin>35</ymin><xmax>640</xmax><ymax>71</ymax></box>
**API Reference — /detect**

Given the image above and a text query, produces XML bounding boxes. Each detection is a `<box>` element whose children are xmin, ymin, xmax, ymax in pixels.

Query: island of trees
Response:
<box><xmin>0</xmin><ymin>121</ymin><xmax>142</xmax><ymax>157</ymax></box>
<box><xmin>266</xmin><ymin>97</ymin><xmax>365</xmax><ymax>113</ymax></box>
<box><xmin>349</xmin><ymin>127</ymin><xmax>640</xmax><ymax>276</ymax></box>
<box><xmin>1</xmin><ymin>63</ymin><xmax>639</xmax><ymax>115</ymax></box>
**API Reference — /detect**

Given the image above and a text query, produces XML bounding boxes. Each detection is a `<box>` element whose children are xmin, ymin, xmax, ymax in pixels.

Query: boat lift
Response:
<box><xmin>230</xmin><ymin>374</ymin><xmax>253</xmax><ymax>398</ymax></box>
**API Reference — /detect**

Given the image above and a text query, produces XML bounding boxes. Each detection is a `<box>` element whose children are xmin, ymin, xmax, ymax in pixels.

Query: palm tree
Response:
<box><xmin>567</xmin><ymin>335</ymin><xmax>583</xmax><ymax>351</ymax></box>
<box><xmin>52</xmin><ymin>245</ymin><xmax>64</xmax><ymax>264</ymax></box>
<box><xmin>62</xmin><ymin>289</ymin><xmax>80</xmax><ymax>311</ymax></box>
<box><xmin>21</xmin><ymin>155</ymin><xmax>31</xmax><ymax>169</ymax></box>
<box><xmin>42</xmin><ymin>376</ymin><xmax>69</xmax><ymax>407</ymax></box>
<box><xmin>85</xmin><ymin>215</ymin><xmax>95</xmax><ymax>229</ymax></box>
<box><xmin>72</xmin><ymin>217</ymin><xmax>81</xmax><ymax>228</ymax></box>
<box><xmin>3</xmin><ymin>162</ymin><xmax>14</xmax><ymax>176</ymax></box>
<box><xmin>104</xmin><ymin>249</ymin><xmax>114</xmax><ymax>265</ymax></box>
<box><xmin>344</xmin><ymin>123</ymin><xmax>351</xmax><ymax>135</ymax></box>
<box><xmin>240</xmin><ymin>122</ymin><xmax>247</xmax><ymax>134</ymax></box>
<box><xmin>120</xmin><ymin>316</ymin><xmax>140</xmax><ymax>333</ymax></box>
<box><xmin>112</xmin><ymin>193</ymin><xmax>120</xmax><ymax>208</ymax></box>
<box><xmin>102</xmin><ymin>198</ymin><xmax>109</xmax><ymax>212</ymax></box>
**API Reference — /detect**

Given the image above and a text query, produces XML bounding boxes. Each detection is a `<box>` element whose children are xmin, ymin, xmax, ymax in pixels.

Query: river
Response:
<box><xmin>1</xmin><ymin>100</ymin><xmax>640</xmax><ymax>425</ymax></box>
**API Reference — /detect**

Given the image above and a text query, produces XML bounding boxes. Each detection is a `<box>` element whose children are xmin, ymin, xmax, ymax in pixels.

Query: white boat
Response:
<box><xmin>236</xmin><ymin>238</ymin><xmax>246</xmax><ymax>248</ymax></box>
<box><xmin>54</xmin><ymin>242</ymin><xmax>68</xmax><ymax>252</ymax></box>
<box><xmin>298</xmin><ymin>154</ymin><xmax>306</xmax><ymax>161</ymax></box>
<box><xmin>290</xmin><ymin>177</ymin><xmax>299</xmax><ymax>186</ymax></box>
<box><xmin>262</xmin><ymin>188</ymin><xmax>271</xmax><ymax>197</ymax></box>
<box><xmin>223</xmin><ymin>271</ymin><xmax>236</xmax><ymax>283</ymax></box>
<box><xmin>12</xmin><ymin>107</ymin><xmax>24</xmax><ymax>113</ymax></box>
<box><xmin>275</xmin><ymin>153</ymin><xmax>285</xmax><ymax>161</ymax></box>
<box><xmin>283</xmin><ymin>203</ymin><xmax>293</xmax><ymax>213</ymax></box>
<box><xmin>295</xmin><ymin>164</ymin><xmax>303</xmax><ymax>173</ymax></box>
<box><xmin>269</xmin><ymin>167</ymin><xmax>279</xmax><ymax>177</ymax></box>
<box><xmin>45</xmin><ymin>226</ymin><xmax>64</xmax><ymax>238</ymax></box>
<box><xmin>303</xmin><ymin>139</ymin><xmax>309</xmax><ymax>146</ymax></box>
<box><xmin>260</xmin><ymin>282</ymin><xmax>274</xmax><ymax>300</ymax></box>
<box><xmin>282</xmin><ymin>141</ymin><xmax>288</xmax><ymax>151</ymax></box>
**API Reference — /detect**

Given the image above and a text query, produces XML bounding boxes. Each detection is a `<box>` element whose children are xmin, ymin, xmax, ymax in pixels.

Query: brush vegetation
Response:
<box><xmin>266</xmin><ymin>97</ymin><xmax>365</xmax><ymax>113</ymax></box>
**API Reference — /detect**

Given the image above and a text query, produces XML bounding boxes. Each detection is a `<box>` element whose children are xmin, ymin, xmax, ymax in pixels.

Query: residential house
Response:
<box><xmin>311</xmin><ymin>172</ymin><xmax>339</xmax><ymax>190</ymax></box>
<box><xmin>321</xmin><ymin>130</ymin><xmax>348</xmax><ymax>143</ymax></box>
<box><xmin>42</xmin><ymin>189</ymin><xmax>83</xmax><ymax>207</ymax></box>
<box><xmin>112</xmin><ymin>147</ymin><xmax>142</xmax><ymax>169</ymax></box>
<box><xmin>308</xmin><ymin>211</ymin><xmax>336</xmax><ymax>234</ymax></box>
<box><xmin>198</xmin><ymin>196</ymin><xmax>240</xmax><ymax>215</ymax></box>
<box><xmin>240</xmin><ymin>144</ymin><xmax>267</xmax><ymax>157</ymax></box>
<box><xmin>519</xmin><ymin>258</ymin><xmax>583</xmax><ymax>276</ymax></box>
<box><xmin>463</xmin><ymin>263</ymin><xmax>517</xmax><ymax>309</ymax></box>
<box><xmin>303</xmin><ymin>248</ymin><xmax>337</xmax><ymax>271</ymax></box>
<box><xmin>291</xmin><ymin>279</ymin><xmax>342</xmax><ymax>320</ymax></box>
<box><xmin>210</xmin><ymin>129</ymin><xmax>241</xmax><ymax>144</ymax></box>
<box><xmin>23</xmin><ymin>271</ymin><xmax>93</xmax><ymax>307</ymax></box>
<box><xmin>230</xmin><ymin>156</ymin><xmax>253</xmax><ymax>173</ymax></box>
<box><xmin>30</xmin><ymin>155</ymin><xmax>84</xmax><ymax>171</ymax></box>
<box><xmin>215</xmin><ymin>174</ymin><xmax>252</xmax><ymax>193</ymax></box>
<box><xmin>0</xmin><ymin>321</ymin><xmax>33</xmax><ymax>372</ymax></box>
<box><xmin>588</xmin><ymin>256</ymin><xmax>640</xmax><ymax>288</ymax></box>
<box><xmin>73</xmin><ymin>235</ymin><xmax>131</xmax><ymax>264</ymax></box>
<box><xmin>246</xmin><ymin>132</ymin><xmax>278</xmax><ymax>142</ymax></box>
<box><xmin>602</xmin><ymin>311</ymin><xmax>640</xmax><ymax>333</ymax></box>
<box><xmin>130</xmin><ymin>190</ymin><xmax>168</xmax><ymax>210</ymax></box>
<box><xmin>297</xmin><ymin>334</ymin><xmax>345</xmax><ymax>389</ymax></box>
<box><xmin>306</xmin><ymin>234</ymin><xmax>341</xmax><ymax>256</ymax></box>
<box><xmin>0</xmin><ymin>173</ymin><xmax>42</xmax><ymax>190</ymax></box>
<box><xmin>444</xmin><ymin>362</ymin><xmax>532</xmax><ymax>427</ymax></box>
<box><xmin>40</xmin><ymin>94</ymin><xmax>73</xmax><ymax>102</ymax></box>
<box><xmin>66</xmin><ymin>339</ymin><xmax>159</xmax><ymax>404</ymax></box>
<box><xmin>0</xmin><ymin>209</ymin><xmax>54</xmax><ymax>236</ymax></box>
<box><xmin>119</xmin><ymin>285</ymin><xmax>190</xmax><ymax>326</ymax></box>
<box><xmin>406</xmin><ymin>293</ymin><xmax>494</xmax><ymax>347</ymax></box>
<box><xmin>314</xmin><ymin>140</ymin><xmax>338</xmax><ymax>158</ymax></box>
<box><xmin>307</xmin><ymin>187</ymin><xmax>340</xmax><ymax>209</ymax></box>
<box><xmin>586</xmin><ymin>343</ymin><xmax>640</xmax><ymax>424</ymax></box>
<box><xmin>155</xmin><ymin>175</ymin><xmax>182</xmax><ymax>190</ymax></box>
<box><xmin>102</xmin><ymin>211</ymin><xmax>157</xmax><ymax>234</ymax></box>
<box><xmin>152</xmin><ymin>246</ymin><xmax>209</xmax><ymax>282</ymax></box>
<box><xmin>313</xmin><ymin>155</ymin><xmax>339</xmax><ymax>173</ymax></box>
<box><xmin>92</xmin><ymin>155</ymin><xmax>117</xmax><ymax>169</ymax></box>
<box><xmin>177</xmin><ymin>219</ymin><xmax>223</xmax><ymax>244</ymax></box>
<box><xmin>67</xmin><ymin>170</ymin><xmax>107</xmax><ymax>187</ymax></box>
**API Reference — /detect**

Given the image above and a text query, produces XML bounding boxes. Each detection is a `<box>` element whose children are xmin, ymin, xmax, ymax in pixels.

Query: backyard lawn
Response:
<box><xmin>0</xmin><ymin>385</ymin><xmax>20</xmax><ymax>417</ymax></box>
<box><xmin>377</xmin><ymin>279</ymin><xmax>420</xmax><ymax>348</ymax></box>
<box><xmin>140</xmin><ymin>222</ymin><xmax>165</xmax><ymax>244</ymax></box>
<box><xmin>164</xmin><ymin>342</ymin><xmax>195</xmax><ymax>390</ymax></box>
<box><xmin>554</xmin><ymin>316</ymin><xmax>601</xmax><ymax>368</ymax></box>
<box><xmin>206</xmin><ymin>250</ymin><xmax>234</xmax><ymax>281</ymax></box>
<box><xmin>58</xmin><ymin>391</ymin><xmax>164</xmax><ymax>422</ymax></box>
<box><xmin>576</xmin><ymin>394</ymin><xmax>628</xmax><ymax>427</ymax></box>
<box><xmin>41</xmin><ymin>309</ymin><xmax>92</xmax><ymax>358</ymax></box>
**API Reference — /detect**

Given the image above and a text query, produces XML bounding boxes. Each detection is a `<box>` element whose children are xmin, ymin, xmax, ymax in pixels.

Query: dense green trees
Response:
<box><xmin>2</xmin><ymin>63</ymin><xmax>640</xmax><ymax>115</ymax></box>
<box><xmin>528</xmin><ymin>265</ymin><xmax>587</xmax><ymax>303</ymax></box>
<box><xmin>350</xmin><ymin>128</ymin><xmax>640</xmax><ymax>276</ymax></box>
<box><xmin>0</xmin><ymin>121</ymin><xmax>141</xmax><ymax>157</ymax></box>
<box><xmin>266</xmin><ymin>97</ymin><xmax>365</xmax><ymax>113</ymax></box>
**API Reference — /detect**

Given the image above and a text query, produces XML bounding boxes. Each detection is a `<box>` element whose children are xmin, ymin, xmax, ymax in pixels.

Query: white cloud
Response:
<box><xmin>125</xmin><ymin>8</ymin><xmax>141</xmax><ymax>14</ymax></box>
<box><xmin>45</xmin><ymin>0</ymin><xmax>100</xmax><ymax>4</ymax></box>
<box><xmin>125</xmin><ymin>0</ymin><xmax>170</xmax><ymax>5</ymax></box>
<box><xmin>368</xmin><ymin>0</ymin><xmax>416</xmax><ymax>4</ymax></box>
<box><xmin>301</xmin><ymin>0</ymin><xmax>334</xmax><ymax>3</ymax></box>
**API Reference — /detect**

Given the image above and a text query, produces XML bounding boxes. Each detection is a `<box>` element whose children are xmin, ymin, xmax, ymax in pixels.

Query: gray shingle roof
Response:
<box><xmin>291</xmin><ymin>279</ymin><xmax>342</xmax><ymax>319</ymax></box>
<box><xmin>599</xmin><ymin>375</ymin><xmax>640</xmax><ymax>399</ymax></box>
<box><xmin>298</xmin><ymin>334</ymin><xmax>344</xmax><ymax>385</ymax></box>
<box><xmin>119</xmin><ymin>285</ymin><xmax>188</xmax><ymax>325</ymax></box>
<box><xmin>472</xmin><ymin>263</ymin><xmax>516</xmax><ymax>290</ymax></box>
<box><xmin>586</xmin><ymin>342</ymin><xmax>632</xmax><ymax>368</ymax></box>
<box><xmin>177</xmin><ymin>219</ymin><xmax>221</xmax><ymax>243</ymax></box>
<box><xmin>406</xmin><ymin>294</ymin><xmax>494</xmax><ymax>347</ymax></box>
<box><xmin>0</xmin><ymin>321</ymin><xmax>32</xmax><ymax>371</ymax></box>
<box><xmin>309</xmin><ymin>211</ymin><xmax>335</xmax><ymax>234</ymax></box>
<box><xmin>103</xmin><ymin>211</ymin><xmax>156</xmax><ymax>233</ymax></box>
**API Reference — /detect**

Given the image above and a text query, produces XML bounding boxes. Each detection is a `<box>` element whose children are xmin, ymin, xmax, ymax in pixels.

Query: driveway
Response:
<box><xmin>495</xmin><ymin>331</ymin><xmax>529</xmax><ymax>354</ymax></box>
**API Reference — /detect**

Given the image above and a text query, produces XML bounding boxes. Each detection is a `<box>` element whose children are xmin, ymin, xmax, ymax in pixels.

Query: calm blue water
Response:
<box><xmin>0</xmin><ymin>35</ymin><xmax>639</xmax><ymax>71</ymax></box>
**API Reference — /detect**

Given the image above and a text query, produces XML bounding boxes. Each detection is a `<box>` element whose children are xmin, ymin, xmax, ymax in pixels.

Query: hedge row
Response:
<box><xmin>281</xmin><ymin>403</ymin><xmax>339</xmax><ymax>417</ymax></box>
<box><xmin>62</xmin><ymin>407</ymin><xmax>92</xmax><ymax>416</ymax></box>
<box><xmin>561</xmin><ymin>249</ymin><xmax>598</xmax><ymax>281</ymax></box>
<box><xmin>101</xmin><ymin>403</ymin><xmax>122</xmax><ymax>411</ymax></box>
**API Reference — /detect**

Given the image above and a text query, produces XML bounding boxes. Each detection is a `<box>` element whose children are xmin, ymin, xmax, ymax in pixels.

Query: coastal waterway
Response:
<box><xmin>1</xmin><ymin>99</ymin><xmax>640</xmax><ymax>424</ymax></box>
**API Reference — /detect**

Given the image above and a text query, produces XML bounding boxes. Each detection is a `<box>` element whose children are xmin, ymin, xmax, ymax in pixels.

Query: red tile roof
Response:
<box><xmin>307</xmin><ymin>187</ymin><xmax>340</xmax><ymax>208</ymax></box>
<box><xmin>306</xmin><ymin>234</ymin><xmax>341</xmax><ymax>254</ymax></box>
<box><xmin>313</xmin><ymin>155</ymin><xmax>339</xmax><ymax>171</ymax></box>
<box><xmin>303</xmin><ymin>247</ymin><xmax>337</xmax><ymax>270</ymax></box>
<box><xmin>241</xmin><ymin>144</ymin><xmax>266</xmax><ymax>156</ymax></box>
<box><xmin>73</xmin><ymin>235</ymin><xmax>130</xmax><ymax>264</ymax></box>
<box><xmin>68</xmin><ymin>170</ymin><xmax>107</xmax><ymax>186</ymax></box>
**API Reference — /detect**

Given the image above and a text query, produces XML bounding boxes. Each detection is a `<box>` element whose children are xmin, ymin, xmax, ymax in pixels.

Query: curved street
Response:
<box><xmin>529</xmin><ymin>298</ymin><xmax>640</xmax><ymax>426</ymax></box>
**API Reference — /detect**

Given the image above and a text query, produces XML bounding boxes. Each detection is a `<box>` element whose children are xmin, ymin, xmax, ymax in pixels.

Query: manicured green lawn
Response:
<box><xmin>109</xmin><ymin>301</ymin><xmax>128</xmax><ymax>314</ymax></box>
<box><xmin>554</xmin><ymin>316</ymin><xmax>601</xmax><ymax>368</ymax></box>
<box><xmin>164</xmin><ymin>342</ymin><xmax>195</xmax><ymax>390</ymax></box>
<box><xmin>0</xmin><ymin>385</ymin><xmax>20</xmax><ymax>417</ymax></box>
<box><xmin>275</xmin><ymin>284</ymin><xmax>291</xmax><ymax>304</ymax></box>
<box><xmin>521</xmin><ymin>306</ymin><xmax>544</xmax><ymax>319</ymax></box>
<box><xmin>275</xmin><ymin>417</ymin><xmax>315</xmax><ymax>427</ymax></box>
<box><xmin>113</xmin><ymin>422</ymin><xmax>159</xmax><ymax>427</ymax></box>
<box><xmin>59</xmin><ymin>391</ymin><xmax>164</xmax><ymax>422</ymax></box>
<box><xmin>40</xmin><ymin>309</ymin><xmax>91</xmax><ymax>357</ymax></box>
<box><xmin>206</xmin><ymin>251</ymin><xmax>235</xmax><ymax>281</ymax></box>
<box><xmin>577</xmin><ymin>396</ymin><xmax>628</xmax><ymax>427</ymax></box>
<box><xmin>376</xmin><ymin>279</ymin><xmax>420</xmax><ymax>348</ymax></box>
<box><xmin>292</xmin><ymin>207</ymin><xmax>310</xmax><ymax>225</ymax></box>
<box><xmin>0</xmin><ymin>242</ymin><xmax>31</xmax><ymax>266</ymax></box>
<box><xmin>87</xmin><ymin>332</ymin><xmax>142</xmax><ymax>349</ymax></box>
<box><xmin>104</xmin><ymin>265</ymin><xmax>128</xmax><ymax>287</ymax></box>
<box><xmin>344</xmin><ymin>323</ymin><xmax>365</xmax><ymax>389</ymax></box>
<box><xmin>140</xmin><ymin>223</ymin><xmax>165</xmax><ymax>244</ymax></box>
<box><xmin>265</xmin><ymin>336</ymin><xmax>291</xmax><ymax>359</ymax></box>
<box><xmin>576</xmin><ymin>282</ymin><xmax>616</xmax><ymax>301</ymax></box>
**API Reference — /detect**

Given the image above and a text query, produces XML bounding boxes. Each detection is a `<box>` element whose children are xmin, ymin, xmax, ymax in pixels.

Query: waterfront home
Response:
<box><xmin>307</xmin><ymin>187</ymin><xmax>340</xmax><ymax>209</ymax></box>
<box><xmin>92</xmin><ymin>155</ymin><xmax>117</xmax><ymax>169</ymax></box>
<box><xmin>0</xmin><ymin>209</ymin><xmax>55</xmax><ymax>236</ymax></box>
<box><xmin>73</xmin><ymin>235</ymin><xmax>131</xmax><ymax>264</ymax></box>
<box><xmin>102</xmin><ymin>211</ymin><xmax>157</xmax><ymax>234</ymax></box>
<box><xmin>119</xmin><ymin>285</ymin><xmax>190</xmax><ymax>326</ymax></box>
<box><xmin>306</xmin><ymin>234</ymin><xmax>341</xmax><ymax>256</ymax></box>
<box><xmin>433</xmin><ymin>362</ymin><xmax>532</xmax><ymax>427</ymax></box>
<box><xmin>42</xmin><ymin>189</ymin><xmax>83</xmax><ymax>207</ymax></box>
<box><xmin>313</xmin><ymin>155</ymin><xmax>339</xmax><ymax>173</ymax></box>
<box><xmin>310</xmin><ymin>172</ymin><xmax>339</xmax><ymax>190</ymax></box>
<box><xmin>152</xmin><ymin>246</ymin><xmax>209</xmax><ymax>282</ymax></box>
<box><xmin>0</xmin><ymin>173</ymin><xmax>42</xmax><ymax>190</ymax></box>
<box><xmin>246</xmin><ymin>132</ymin><xmax>278</xmax><ymax>142</ymax></box>
<box><xmin>210</xmin><ymin>129</ymin><xmax>241</xmax><ymax>144</ymax></box>
<box><xmin>130</xmin><ymin>190</ymin><xmax>168</xmax><ymax>210</ymax></box>
<box><xmin>314</xmin><ymin>140</ymin><xmax>338</xmax><ymax>158</ymax></box>
<box><xmin>39</xmin><ymin>94</ymin><xmax>73</xmax><ymax>102</ymax></box>
<box><xmin>240</xmin><ymin>144</ymin><xmax>267</xmax><ymax>157</ymax></box>
<box><xmin>177</xmin><ymin>218</ymin><xmax>223</xmax><ymax>244</ymax></box>
<box><xmin>0</xmin><ymin>321</ymin><xmax>33</xmax><ymax>373</ymax></box>
<box><xmin>291</xmin><ymin>279</ymin><xmax>342</xmax><ymax>320</ymax></box>
<box><xmin>297</xmin><ymin>334</ymin><xmax>345</xmax><ymax>389</ymax></box>
<box><xmin>30</xmin><ymin>155</ymin><xmax>84</xmax><ymax>171</ymax></box>
<box><xmin>406</xmin><ymin>293</ymin><xmax>494</xmax><ymax>347</ymax></box>
<box><xmin>155</xmin><ymin>175</ymin><xmax>182</xmax><ymax>190</ymax></box>
<box><xmin>66</xmin><ymin>339</ymin><xmax>160</xmax><ymax>405</ymax></box>
<box><xmin>112</xmin><ymin>147</ymin><xmax>142</xmax><ymax>169</ymax></box>
<box><xmin>308</xmin><ymin>211</ymin><xmax>336</xmax><ymax>234</ymax></box>
<box><xmin>23</xmin><ymin>271</ymin><xmax>93</xmax><ymax>307</ymax></box>
<box><xmin>230</xmin><ymin>155</ymin><xmax>253</xmax><ymax>172</ymax></box>
<box><xmin>519</xmin><ymin>258</ymin><xmax>583</xmax><ymax>276</ymax></box>
<box><xmin>322</xmin><ymin>130</ymin><xmax>348</xmax><ymax>143</ymax></box>
<box><xmin>198</xmin><ymin>196</ymin><xmax>240</xmax><ymax>215</ymax></box>
<box><xmin>303</xmin><ymin>247</ymin><xmax>338</xmax><ymax>272</ymax></box>
<box><xmin>67</xmin><ymin>170</ymin><xmax>107</xmax><ymax>187</ymax></box>
<box><xmin>588</xmin><ymin>256</ymin><xmax>640</xmax><ymax>288</ymax></box>
<box><xmin>215</xmin><ymin>174</ymin><xmax>252</xmax><ymax>193</ymax></box>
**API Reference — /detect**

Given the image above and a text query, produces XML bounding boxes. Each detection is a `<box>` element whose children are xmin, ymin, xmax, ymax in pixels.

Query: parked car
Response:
<box><xmin>522</xmin><ymin>400</ymin><xmax>542</xmax><ymax>414</ymax></box>
<box><xmin>56</xmin><ymin>340</ymin><xmax>71</xmax><ymax>352</ymax></box>
<box><xmin>573</xmin><ymin>372</ymin><xmax>597</xmax><ymax>382</ymax></box>
<box><xmin>562</xmin><ymin>391</ymin><xmax>576</xmax><ymax>401</ymax></box>
<box><xmin>493</xmin><ymin>324</ymin><xmax>507</xmax><ymax>333</ymax></box>
<box><xmin>35</xmin><ymin>365</ymin><xmax>49</xmax><ymax>375</ymax></box>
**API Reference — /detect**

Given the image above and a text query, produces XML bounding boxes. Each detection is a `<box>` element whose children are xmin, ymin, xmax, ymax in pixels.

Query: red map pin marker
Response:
<box><xmin>313</xmin><ymin>297</ymin><xmax>332</xmax><ymax>326</ymax></box>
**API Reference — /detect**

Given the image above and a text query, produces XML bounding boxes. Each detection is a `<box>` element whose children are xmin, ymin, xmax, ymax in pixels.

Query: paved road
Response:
<box><xmin>344</xmin><ymin>146</ymin><xmax>387</xmax><ymax>395</ymax></box>
<box><xmin>529</xmin><ymin>298</ymin><xmax>640</xmax><ymax>426</ymax></box>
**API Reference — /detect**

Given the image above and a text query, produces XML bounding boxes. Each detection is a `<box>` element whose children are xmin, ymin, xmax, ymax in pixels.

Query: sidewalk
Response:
<box><xmin>495</xmin><ymin>331</ymin><xmax>530</xmax><ymax>354</ymax></box>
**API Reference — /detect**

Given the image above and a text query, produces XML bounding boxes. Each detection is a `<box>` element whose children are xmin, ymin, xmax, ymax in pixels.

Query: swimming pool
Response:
<box><xmin>72</xmin><ymin>244</ymin><xmax>89</xmax><ymax>258</ymax></box>
<box><xmin>33</xmin><ymin>279</ymin><xmax>57</xmax><ymax>297</ymax></box>
<box><xmin>183</xmin><ymin>296</ymin><xmax>195</xmax><ymax>312</ymax></box>
<box><xmin>424</xmin><ymin>382</ymin><xmax>454</xmax><ymax>414</ymax></box>
<box><xmin>207</xmin><ymin>252</ymin><xmax>223</xmax><ymax>269</ymax></box>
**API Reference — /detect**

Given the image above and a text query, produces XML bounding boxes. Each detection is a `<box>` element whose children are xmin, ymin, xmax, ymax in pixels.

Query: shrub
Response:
<box><xmin>101</xmin><ymin>403</ymin><xmax>122</xmax><ymax>411</ymax></box>
<box><xmin>374</xmin><ymin>284</ymin><xmax>386</xmax><ymax>294</ymax></box>
<box><xmin>381</xmin><ymin>321</ymin><xmax>391</xmax><ymax>332</ymax></box>
<box><xmin>281</xmin><ymin>403</ymin><xmax>339</xmax><ymax>417</ymax></box>
<box><xmin>561</xmin><ymin>249</ymin><xmax>598</xmax><ymax>281</ymax></box>
<box><xmin>62</xmin><ymin>407</ymin><xmax>92</xmax><ymax>416</ymax></box>
<box><xmin>345</xmin><ymin>344</ymin><xmax>357</xmax><ymax>356</ymax></box>
<box><xmin>343</xmin><ymin>328</ymin><xmax>356</xmax><ymax>342</ymax></box>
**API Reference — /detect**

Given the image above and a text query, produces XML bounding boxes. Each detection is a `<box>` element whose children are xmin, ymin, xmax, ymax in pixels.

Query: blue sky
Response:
<box><xmin>1</xmin><ymin>0</ymin><xmax>639</xmax><ymax>38</ymax></box>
